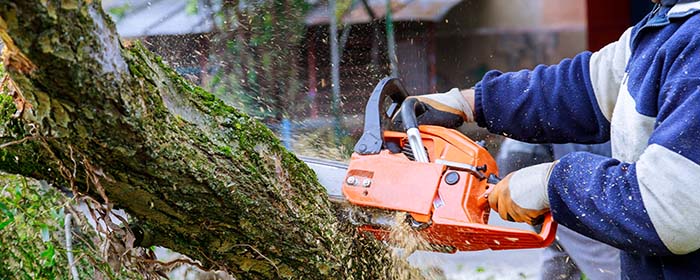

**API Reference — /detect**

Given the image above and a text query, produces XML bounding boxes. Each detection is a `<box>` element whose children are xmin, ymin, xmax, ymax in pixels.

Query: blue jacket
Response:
<box><xmin>474</xmin><ymin>1</ymin><xmax>700</xmax><ymax>278</ymax></box>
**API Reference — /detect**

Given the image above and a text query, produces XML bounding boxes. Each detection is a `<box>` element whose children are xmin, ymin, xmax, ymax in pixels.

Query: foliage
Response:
<box><xmin>335</xmin><ymin>0</ymin><xmax>355</xmax><ymax>23</ymax></box>
<box><xmin>0</xmin><ymin>174</ymin><xmax>142</xmax><ymax>280</ymax></box>
<box><xmin>206</xmin><ymin>0</ymin><xmax>311</xmax><ymax>121</ymax></box>
<box><xmin>185</xmin><ymin>0</ymin><xmax>199</xmax><ymax>15</ymax></box>
<box><xmin>107</xmin><ymin>4</ymin><xmax>131</xmax><ymax>21</ymax></box>
<box><xmin>0</xmin><ymin>177</ymin><xmax>68</xmax><ymax>279</ymax></box>
<box><xmin>0</xmin><ymin>61</ymin><xmax>140</xmax><ymax>279</ymax></box>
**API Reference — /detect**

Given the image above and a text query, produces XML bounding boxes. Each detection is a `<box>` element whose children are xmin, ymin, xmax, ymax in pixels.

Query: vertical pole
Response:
<box><xmin>269</xmin><ymin>1</ymin><xmax>280</xmax><ymax>121</ymax></box>
<box><xmin>361</xmin><ymin>0</ymin><xmax>381</xmax><ymax>66</ymax></box>
<box><xmin>235</xmin><ymin>0</ymin><xmax>248</xmax><ymax>91</ymax></box>
<box><xmin>307</xmin><ymin>29</ymin><xmax>318</xmax><ymax>118</ymax></box>
<box><xmin>385</xmin><ymin>0</ymin><xmax>398</xmax><ymax>78</ymax></box>
<box><xmin>197</xmin><ymin>34</ymin><xmax>209</xmax><ymax>85</ymax></box>
<box><xmin>329</xmin><ymin>0</ymin><xmax>343</xmax><ymax>142</ymax></box>
<box><xmin>371</xmin><ymin>24</ymin><xmax>381</xmax><ymax>66</ymax></box>
<box><xmin>427</xmin><ymin>23</ymin><xmax>437</xmax><ymax>93</ymax></box>
<box><xmin>281</xmin><ymin>118</ymin><xmax>292</xmax><ymax>150</ymax></box>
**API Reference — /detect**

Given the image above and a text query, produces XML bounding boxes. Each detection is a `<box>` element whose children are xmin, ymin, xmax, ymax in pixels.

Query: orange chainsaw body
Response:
<box><xmin>344</xmin><ymin>127</ymin><xmax>556</xmax><ymax>252</ymax></box>
<box><xmin>344</xmin><ymin>77</ymin><xmax>556</xmax><ymax>252</ymax></box>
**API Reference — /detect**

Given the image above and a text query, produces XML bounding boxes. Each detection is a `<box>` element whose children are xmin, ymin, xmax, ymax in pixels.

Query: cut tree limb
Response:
<box><xmin>0</xmin><ymin>1</ymin><xmax>416</xmax><ymax>279</ymax></box>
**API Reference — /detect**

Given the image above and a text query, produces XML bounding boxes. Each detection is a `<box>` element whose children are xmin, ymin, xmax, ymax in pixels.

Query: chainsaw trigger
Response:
<box><xmin>487</xmin><ymin>174</ymin><xmax>502</xmax><ymax>184</ymax></box>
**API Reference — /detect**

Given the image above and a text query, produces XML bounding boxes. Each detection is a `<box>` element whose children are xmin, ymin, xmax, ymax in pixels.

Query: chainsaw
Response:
<box><xmin>301</xmin><ymin>77</ymin><xmax>556</xmax><ymax>253</ymax></box>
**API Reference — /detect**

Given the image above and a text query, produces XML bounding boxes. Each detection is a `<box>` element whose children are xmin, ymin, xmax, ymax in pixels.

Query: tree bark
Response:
<box><xmin>0</xmin><ymin>1</ymin><xmax>410</xmax><ymax>279</ymax></box>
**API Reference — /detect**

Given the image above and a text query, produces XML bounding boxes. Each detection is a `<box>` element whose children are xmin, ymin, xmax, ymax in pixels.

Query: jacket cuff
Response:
<box><xmin>473</xmin><ymin>82</ymin><xmax>487</xmax><ymax>128</ymax></box>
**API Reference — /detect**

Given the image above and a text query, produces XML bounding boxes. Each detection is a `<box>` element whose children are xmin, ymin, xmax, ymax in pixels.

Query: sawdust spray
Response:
<box><xmin>385</xmin><ymin>213</ymin><xmax>445</xmax><ymax>280</ymax></box>
<box><xmin>294</xmin><ymin>137</ymin><xmax>444</xmax><ymax>279</ymax></box>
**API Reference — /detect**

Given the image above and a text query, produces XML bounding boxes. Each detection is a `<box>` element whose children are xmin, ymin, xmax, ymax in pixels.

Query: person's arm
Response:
<box><xmin>487</xmin><ymin>27</ymin><xmax>700</xmax><ymax>255</ymax></box>
<box><xmin>491</xmin><ymin>76</ymin><xmax>700</xmax><ymax>256</ymax></box>
<box><xmin>549</xmin><ymin>76</ymin><xmax>700</xmax><ymax>256</ymax></box>
<box><xmin>475</xmin><ymin>29</ymin><xmax>631</xmax><ymax>144</ymax></box>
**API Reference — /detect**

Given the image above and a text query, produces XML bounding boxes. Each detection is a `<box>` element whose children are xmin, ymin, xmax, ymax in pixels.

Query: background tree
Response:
<box><xmin>206</xmin><ymin>0</ymin><xmax>310</xmax><ymax>121</ymax></box>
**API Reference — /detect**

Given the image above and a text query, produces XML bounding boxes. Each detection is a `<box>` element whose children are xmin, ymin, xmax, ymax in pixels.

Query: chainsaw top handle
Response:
<box><xmin>399</xmin><ymin>97</ymin><xmax>421</xmax><ymax>132</ymax></box>
<box><xmin>400</xmin><ymin>98</ymin><xmax>430</xmax><ymax>162</ymax></box>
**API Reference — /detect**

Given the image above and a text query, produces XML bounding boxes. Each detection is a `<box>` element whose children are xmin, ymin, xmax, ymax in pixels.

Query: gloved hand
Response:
<box><xmin>487</xmin><ymin>162</ymin><xmax>557</xmax><ymax>225</ymax></box>
<box><xmin>398</xmin><ymin>88</ymin><xmax>476</xmax><ymax>128</ymax></box>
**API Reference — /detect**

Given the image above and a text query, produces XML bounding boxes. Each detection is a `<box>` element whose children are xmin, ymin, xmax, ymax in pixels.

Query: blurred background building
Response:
<box><xmin>101</xmin><ymin>0</ymin><xmax>653</xmax><ymax>157</ymax></box>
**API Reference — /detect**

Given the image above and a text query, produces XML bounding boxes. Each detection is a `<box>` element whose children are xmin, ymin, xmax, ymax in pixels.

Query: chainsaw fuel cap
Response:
<box><xmin>445</xmin><ymin>171</ymin><xmax>460</xmax><ymax>185</ymax></box>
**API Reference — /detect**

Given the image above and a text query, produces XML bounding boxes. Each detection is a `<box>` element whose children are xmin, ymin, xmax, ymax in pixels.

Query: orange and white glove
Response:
<box><xmin>403</xmin><ymin>88</ymin><xmax>475</xmax><ymax>128</ymax></box>
<box><xmin>488</xmin><ymin>162</ymin><xmax>557</xmax><ymax>225</ymax></box>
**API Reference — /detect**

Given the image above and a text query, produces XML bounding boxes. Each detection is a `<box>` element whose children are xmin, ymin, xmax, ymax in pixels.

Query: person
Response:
<box><xmin>402</xmin><ymin>0</ymin><xmax>700</xmax><ymax>277</ymax></box>
<box><xmin>496</xmin><ymin>139</ymin><xmax>620</xmax><ymax>279</ymax></box>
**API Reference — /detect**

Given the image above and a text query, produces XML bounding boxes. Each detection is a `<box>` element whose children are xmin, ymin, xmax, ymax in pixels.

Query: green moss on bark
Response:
<box><xmin>0</xmin><ymin>1</ymin><xmax>416</xmax><ymax>279</ymax></box>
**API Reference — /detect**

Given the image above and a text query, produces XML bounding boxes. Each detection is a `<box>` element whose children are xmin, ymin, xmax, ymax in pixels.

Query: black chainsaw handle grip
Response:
<box><xmin>400</xmin><ymin>97</ymin><xmax>421</xmax><ymax>131</ymax></box>
<box><xmin>354</xmin><ymin>77</ymin><xmax>409</xmax><ymax>155</ymax></box>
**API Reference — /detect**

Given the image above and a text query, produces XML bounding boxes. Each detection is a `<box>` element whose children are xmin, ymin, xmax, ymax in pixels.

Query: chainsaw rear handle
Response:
<box><xmin>354</xmin><ymin>77</ymin><xmax>409</xmax><ymax>155</ymax></box>
<box><xmin>481</xmin><ymin>174</ymin><xmax>553</xmax><ymax>232</ymax></box>
<box><xmin>537</xmin><ymin>212</ymin><xmax>557</xmax><ymax>246</ymax></box>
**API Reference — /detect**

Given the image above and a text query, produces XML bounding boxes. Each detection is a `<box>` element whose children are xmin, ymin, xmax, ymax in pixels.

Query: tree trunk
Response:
<box><xmin>0</xmin><ymin>1</ymin><xmax>412</xmax><ymax>278</ymax></box>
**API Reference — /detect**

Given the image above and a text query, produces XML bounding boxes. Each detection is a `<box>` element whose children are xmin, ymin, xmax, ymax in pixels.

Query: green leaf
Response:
<box><xmin>108</xmin><ymin>4</ymin><xmax>131</xmax><ymax>20</ymax></box>
<box><xmin>40</xmin><ymin>244</ymin><xmax>55</xmax><ymax>262</ymax></box>
<box><xmin>185</xmin><ymin>0</ymin><xmax>198</xmax><ymax>15</ymax></box>
<box><xmin>0</xmin><ymin>201</ymin><xmax>14</xmax><ymax>230</ymax></box>
<box><xmin>0</xmin><ymin>201</ymin><xmax>9</xmax><ymax>214</ymax></box>
<box><xmin>0</xmin><ymin>219</ymin><xmax>12</xmax><ymax>231</ymax></box>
